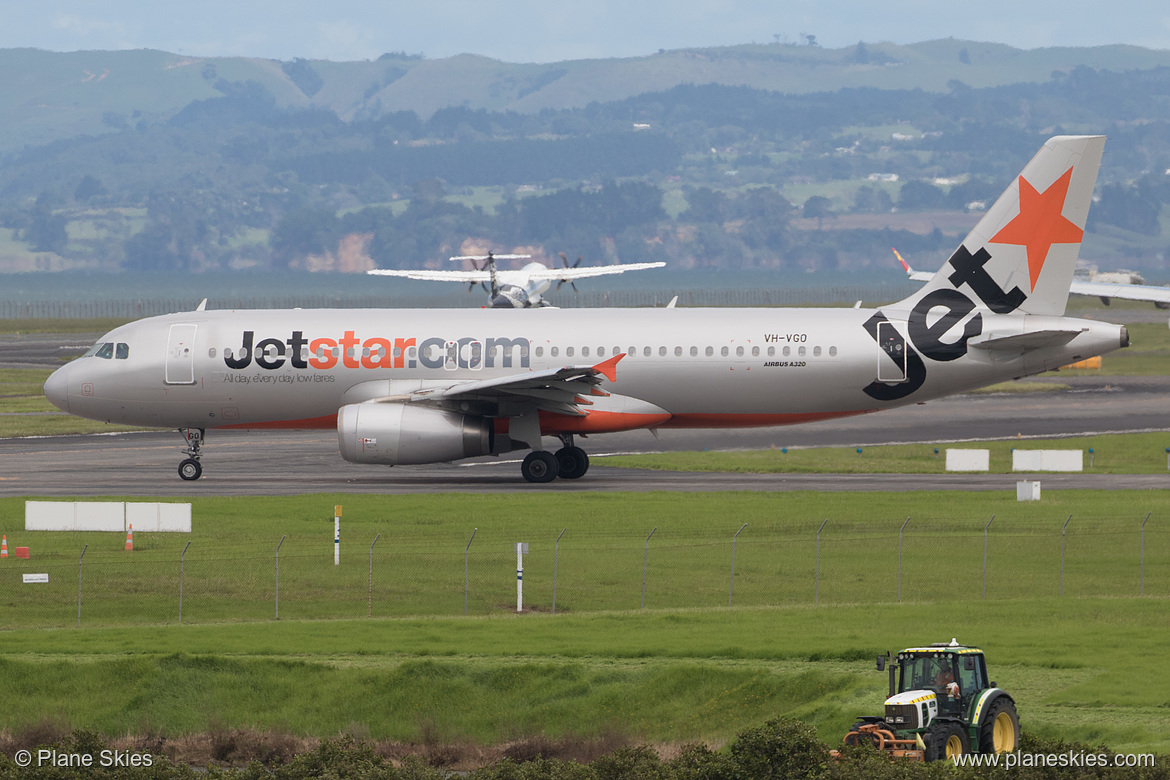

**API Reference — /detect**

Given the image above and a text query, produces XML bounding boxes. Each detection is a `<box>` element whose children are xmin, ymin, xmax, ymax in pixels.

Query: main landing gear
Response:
<box><xmin>177</xmin><ymin>427</ymin><xmax>205</xmax><ymax>481</ymax></box>
<box><xmin>520</xmin><ymin>434</ymin><xmax>590</xmax><ymax>483</ymax></box>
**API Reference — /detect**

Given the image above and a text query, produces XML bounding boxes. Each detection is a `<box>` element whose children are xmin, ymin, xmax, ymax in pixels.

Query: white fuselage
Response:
<box><xmin>45</xmin><ymin>305</ymin><xmax>1127</xmax><ymax>434</ymax></box>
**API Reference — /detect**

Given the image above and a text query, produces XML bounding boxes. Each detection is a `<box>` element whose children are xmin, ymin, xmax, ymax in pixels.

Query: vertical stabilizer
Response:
<box><xmin>900</xmin><ymin>135</ymin><xmax>1105</xmax><ymax>317</ymax></box>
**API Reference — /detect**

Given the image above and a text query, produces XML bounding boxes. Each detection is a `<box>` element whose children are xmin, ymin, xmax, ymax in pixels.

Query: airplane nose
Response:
<box><xmin>43</xmin><ymin>367</ymin><xmax>70</xmax><ymax>413</ymax></box>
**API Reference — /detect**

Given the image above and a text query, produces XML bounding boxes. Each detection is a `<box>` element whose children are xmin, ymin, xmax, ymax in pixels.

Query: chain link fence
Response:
<box><xmin>1</xmin><ymin>513</ymin><xmax>1165</xmax><ymax>629</ymax></box>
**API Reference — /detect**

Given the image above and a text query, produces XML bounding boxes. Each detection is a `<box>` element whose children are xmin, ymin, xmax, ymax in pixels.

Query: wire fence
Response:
<box><xmin>1</xmin><ymin>513</ymin><xmax>1165</xmax><ymax>629</ymax></box>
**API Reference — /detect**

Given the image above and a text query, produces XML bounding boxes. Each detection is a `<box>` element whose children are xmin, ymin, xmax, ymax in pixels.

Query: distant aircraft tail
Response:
<box><xmin>896</xmin><ymin>135</ymin><xmax>1105</xmax><ymax>318</ymax></box>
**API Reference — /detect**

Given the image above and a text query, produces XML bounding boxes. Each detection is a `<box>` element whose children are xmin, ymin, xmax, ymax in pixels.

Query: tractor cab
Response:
<box><xmin>891</xmin><ymin>643</ymin><xmax>989</xmax><ymax>719</ymax></box>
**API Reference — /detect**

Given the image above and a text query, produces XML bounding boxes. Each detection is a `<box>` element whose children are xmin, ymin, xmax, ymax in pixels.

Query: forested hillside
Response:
<box><xmin>3</xmin><ymin>41</ymin><xmax>1170</xmax><ymax>276</ymax></box>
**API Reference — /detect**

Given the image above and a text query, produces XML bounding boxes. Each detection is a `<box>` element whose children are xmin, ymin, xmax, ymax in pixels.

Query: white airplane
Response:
<box><xmin>368</xmin><ymin>252</ymin><xmax>667</xmax><ymax>308</ymax></box>
<box><xmin>44</xmin><ymin>135</ymin><xmax>1128</xmax><ymax>483</ymax></box>
<box><xmin>894</xmin><ymin>248</ymin><xmax>1170</xmax><ymax>308</ymax></box>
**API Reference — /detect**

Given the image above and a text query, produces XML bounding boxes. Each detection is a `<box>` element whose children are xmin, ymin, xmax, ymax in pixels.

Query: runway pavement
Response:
<box><xmin>3</xmin><ymin>373</ymin><xmax>1168</xmax><ymax>496</ymax></box>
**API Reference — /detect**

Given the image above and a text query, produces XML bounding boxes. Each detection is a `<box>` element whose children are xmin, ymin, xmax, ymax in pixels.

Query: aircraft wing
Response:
<box><xmin>522</xmin><ymin>262</ymin><xmax>666</xmax><ymax>281</ymax></box>
<box><xmin>366</xmin><ymin>268</ymin><xmax>491</xmax><ymax>282</ymax></box>
<box><xmin>894</xmin><ymin>248</ymin><xmax>1170</xmax><ymax>306</ymax></box>
<box><xmin>1067</xmin><ymin>280</ymin><xmax>1170</xmax><ymax>305</ymax></box>
<box><xmin>398</xmin><ymin>354</ymin><xmax>624</xmax><ymax>417</ymax></box>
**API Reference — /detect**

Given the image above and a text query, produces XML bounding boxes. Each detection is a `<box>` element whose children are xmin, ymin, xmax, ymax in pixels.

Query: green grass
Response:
<box><xmin>1</xmin><ymin>599</ymin><xmax>1168</xmax><ymax>752</ymax></box>
<box><xmin>603</xmin><ymin>431</ymin><xmax>1170</xmax><ymax>474</ymax></box>
<box><xmin>1</xmin><ymin>491</ymin><xmax>1169</xmax><ymax>751</ymax></box>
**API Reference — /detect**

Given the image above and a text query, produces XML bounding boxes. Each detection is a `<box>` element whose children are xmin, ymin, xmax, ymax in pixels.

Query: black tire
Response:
<box><xmin>521</xmin><ymin>451</ymin><xmax>559</xmax><ymax>483</ymax></box>
<box><xmin>926</xmin><ymin>721</ymin><xmax>969</xmax><ymax>762</ymax></box>
<box><xmin>178</xmin><ymin>458</ymin><xmax>202</xmax><ymax>481</ymax></box>
<box><xmin>979</xmin><ymin>698</ymin><xmax>1020</xmax><ymax>754</ymax></box>
<box><xmin>555</xmin><ymin>446</ymin><xmax>589</xmax><ymax>479</ymax></box>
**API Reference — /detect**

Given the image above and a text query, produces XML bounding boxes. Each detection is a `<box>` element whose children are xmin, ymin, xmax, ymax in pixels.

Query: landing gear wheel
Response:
<box><xmin>521</xmin><ymin>451</ymin><xmax>559</xmax><ymax>483</ymax></box>
<box><xmin>926</xmin><ymin>721</ymin><xmax>969</xmax><ymax>762</ymax></box>
<box><xmin>178</xmin><ymin>458</ymin><xmax>203</xmax><ymax>481</ymax></box>
<box><xmin>555</xmin><ymin>446</ymin><xmax>589</xmax><ymax>479</ymax></box>
<box><xmin>979</xmin><ymin>698</ymin><xmax>1020</xmax><ymax>754</ymax></box>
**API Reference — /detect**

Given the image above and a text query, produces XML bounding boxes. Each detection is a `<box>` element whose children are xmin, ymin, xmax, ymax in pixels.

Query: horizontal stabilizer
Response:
<box><xmin>969</xmin><ymin>329</ymin><xmax>1085</xmax><ymax>351</ymax></box>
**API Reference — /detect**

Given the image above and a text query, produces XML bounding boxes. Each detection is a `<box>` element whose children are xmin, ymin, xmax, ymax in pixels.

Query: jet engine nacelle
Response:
<box><xmin>337</xmin><ymin>403</ymin><xmax>494</xmax><ymax>465</ymax></box>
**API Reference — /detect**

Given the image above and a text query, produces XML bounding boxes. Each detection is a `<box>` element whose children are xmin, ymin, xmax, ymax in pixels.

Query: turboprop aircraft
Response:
<box><xmin>367</xmin><ymin>251</ymin><xmax>666</xmax><ymax>308</ymax></box>
<box><xmin>44</xmin><ymin>135</ymin><xmax>1128</xmax><ymax>483</ymax></box>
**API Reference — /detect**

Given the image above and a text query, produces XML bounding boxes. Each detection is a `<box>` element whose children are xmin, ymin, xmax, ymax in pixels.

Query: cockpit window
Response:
<box><xmin>94</xmin><ymin>342</ymin><xmax>114</xmax><ymax>359</ymax></box>
<box><xmin>115</xmin><ymin>342</ymin><xmax>129</xmax><ymax>360</ymax></box>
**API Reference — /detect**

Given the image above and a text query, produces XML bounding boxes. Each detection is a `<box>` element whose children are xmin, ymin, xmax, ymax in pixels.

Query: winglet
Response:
<box><xmin>891</xmin><ymin>248</ymin><xmax>912</xmax><ymax>274</ymax></box>
<box><xmin>592</xmin><ymin>353</ymin><xmax>625</xmax><ymax>382</ymax></box>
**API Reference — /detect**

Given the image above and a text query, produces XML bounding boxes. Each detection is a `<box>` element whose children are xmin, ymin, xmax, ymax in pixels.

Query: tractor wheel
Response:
<box><xmin>926</xmin><ymin>722</ymin><xmax>969</xmax><ymax>762</ymax></box>
<box><xmin>979</xmin><ymin>698</ymin><xmax>1020</xmax><ymax>754</ymax></box>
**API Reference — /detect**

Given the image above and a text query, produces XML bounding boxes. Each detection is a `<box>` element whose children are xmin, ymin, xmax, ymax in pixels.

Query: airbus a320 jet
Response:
<box><xmin>44</xmin><ymin>136</ymin><xmax>1128</xmax><ymax>483</ymax></box>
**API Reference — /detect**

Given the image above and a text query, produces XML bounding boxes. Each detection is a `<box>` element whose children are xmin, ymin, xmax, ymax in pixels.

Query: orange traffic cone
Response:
<box><xmin>1</xmin><ymin>535</ymin><xmax>7</xmax><ymax>558</ymax></box>
<box><xmin>125</xmin><ymin>524</ymin><xmax>134</xmax><ymax>551</ymax></box>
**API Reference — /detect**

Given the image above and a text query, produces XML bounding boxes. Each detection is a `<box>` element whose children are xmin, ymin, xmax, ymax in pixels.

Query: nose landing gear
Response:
<box><xmin>178</xmin><ymin>428</ymin><xmax>205</xmax><ymax>480</ymax></box>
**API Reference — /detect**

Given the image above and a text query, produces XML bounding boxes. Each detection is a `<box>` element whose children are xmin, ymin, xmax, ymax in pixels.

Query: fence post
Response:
<box><xmin>77</xmin><ymin>545</ymin><xmax>88</xmax><ymax>628</ymax></box>
<box><xmin>275</xmin><ymin>535</ymin><xmax>285</xmax><ymax>619</ymax></box>
<box><xmin>729</xmin><ymin>523</ymin><xmax>747</xmax><ymax>606</ymax></box>
<box><xmin>1141</xmin><ymin>513</ymin><xmax>1151</xmax><ymax>596</ymax></box>
<box><xmin>553</xmin><ymin>528</ymin><xmax>566</xmax><ymax>614</ymax></box>
<box><xmin>983</xmin><ymin>515</ymin><xmax>995</xmax><ymax>600</ymax></box>
<box><xmin>1060</xmin><ymin>515</ymin><xmax>1071</xmax><ymax>597</ymax></box>
<box><xmin>368</xmin><ymin>533</ymin><xmax>381</xmax><ymax>618</ymax></box>
<box><xmin>641</xmin><ymin>527</ymin><xmax>657</xmax><ymax>609</ymax></box>
<box><xmin>816</xmin><ymin>519</ymin><xmax>828</xmax><ymax>605</ymax></box>
<box><xmin>179</xmin><ymin>541</ymin><xmax>190</xmax><ymax>624</ymax></box>
<box><xmin>464</xmin><ymin>528</ymin><xmax>477</xmax><ymax>615</ymax></box>
<box><xmin>898</xmin><ymin>517</ymin><xmax>910</xmax><ymax>603</ymax></box>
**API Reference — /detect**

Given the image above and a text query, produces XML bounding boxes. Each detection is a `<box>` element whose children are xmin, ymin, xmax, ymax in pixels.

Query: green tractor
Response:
<box><xmin>840</xmin><ymin>640</ymin><xmax>1020</xmax><ymax>762</ymax></box>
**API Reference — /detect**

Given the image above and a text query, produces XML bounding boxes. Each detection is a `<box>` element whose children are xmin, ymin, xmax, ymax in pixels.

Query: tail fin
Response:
<box><xmin>899</xmin><ymin>135</ymin><xmax>1105</xmax><ymax>317</ymax></box>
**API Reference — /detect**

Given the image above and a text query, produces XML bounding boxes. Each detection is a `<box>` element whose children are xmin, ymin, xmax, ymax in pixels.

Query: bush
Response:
<box><xmin>727</xmin><ymin>718</ymin><xmax>827</xmax><ymax>780</ymax></box>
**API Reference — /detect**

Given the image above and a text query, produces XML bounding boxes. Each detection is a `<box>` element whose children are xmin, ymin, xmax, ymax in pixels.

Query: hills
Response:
<box><xmin>2</xmin><ymin>40</ymin><xmax>1170</xmax><ymax>277</ymax></box>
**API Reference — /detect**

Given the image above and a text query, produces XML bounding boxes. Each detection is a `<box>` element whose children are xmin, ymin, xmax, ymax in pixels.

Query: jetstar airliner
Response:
<box><xmin>44</xmin><ymin>136</ymin><xmax>1129</xmax><ymax>483</ymax></box>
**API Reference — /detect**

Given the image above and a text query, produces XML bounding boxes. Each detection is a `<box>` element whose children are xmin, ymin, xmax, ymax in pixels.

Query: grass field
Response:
<box><xmin>1</xmin><ymin>491</ymin><xmax>1168</xmax><ymax>754</ymax></box>
<box><xmin>603</xmin><ymin>431</ymin><xmax>1170</xmax><ymax>474</ymax></box>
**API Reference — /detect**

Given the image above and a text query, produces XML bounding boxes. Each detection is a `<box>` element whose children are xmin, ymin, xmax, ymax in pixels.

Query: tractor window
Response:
<box><xmin>958</xmin><ymin>655</ymin><xmax>986</xmax><ymax>694</ymax></box>
<box><xmin>899</xmin><ymin>655</ymin><xmax>957</xmax><ymax>693</ymax></box>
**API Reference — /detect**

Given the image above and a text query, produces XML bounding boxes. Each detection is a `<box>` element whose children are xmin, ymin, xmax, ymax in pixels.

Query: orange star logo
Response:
<box><xmin>990</xmin><ymin>167</ymin><xmax>1082</xmax><ymax>291</ymax></box>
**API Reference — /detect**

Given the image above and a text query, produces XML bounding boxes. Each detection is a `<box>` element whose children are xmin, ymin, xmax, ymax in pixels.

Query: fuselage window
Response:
<box><xmin>567</xmin><ymin>346</ymin><xmax>575</xmax><ymax>357</ymax></box>
<box><xmin>613</xmin><ymin>346</ymin><xmax>621</xmax><ymax>356</ymax></box>
<box><xmin>582</xmin><ymin>346</ymin><xmax>590</xmax><ymax>357</ymax></box>
<box><xmin>675</xmin><ymin>346</ymin><xmax>683</xmax><ymax>357</ymax></box>
<box><xmin>535</xmin><ymin>346</ymin><xmax>544</xmax><ymax>357</ymax></box>
<box><xmin>643</xmin><ymin>346</ymin><xmax>651</xmax><ymax>357</ymax></box>
<box><xmin>659</xmin><ymin>346</ymin><xmax>667</xmax><ymax>357</ymax></box>
<box><xmin>95</xmin><ymin>342</ymin><xmax>114</xmax><ymax>359</ymax></box>
<box><xmin>208</xmin><ymin>348</ymin><xmax>216</xmax><ymax>359</ymax></box>
<box><xmin>551</xmin><ymin>346</ymin><xmax>559</xmax><ymax>357</ymax></box>
<box><xmin>407</xmin><ymin>346</ymin><xmax>417</xmax><ymax>360</ymax></box>
<box><xmin>627</xmin><ymin>347</ymin><xmax>635</xmax><ymax>356</ymax></box>
<box><xmin>751</xmin><ymin>346</ymin><xmax>759</xmax><ymax>357</ymax></box>
<box><xmin>690</xmin><ymin>346</ymin><xmax>698</xmax><ymax>357</ymax></box>
<box><xmin>783</xmin><ymin>346</ymin><xmax>791</xmax><ymax>357</ymax></box>
<box><xmin>720</xmin><ymin>346</ymin><xmax>729</xmax><ymax>357</ymax></box>
<box><xmin>798</xmin><ymin>346</ymin><xmax>807</xmax><ymax>357</ymax></box>
<box><xmin>736</xmin><ymin>346</ymin><xmax>744</xmax><ymax>357</ymax></box>
<box><xmin>767</xmin><ymin>346</ymin><xmax>775</xmax><ymax>357</ymax></box>
<box><xmin>596</xmin><ymin>346</ymin><xmax>605</xmax><ymax>357</ymax></box>
<box><xmin>813</xmin><ymin>346</ymin><xmax>822</xmax><ymax>357</ymax></box>
<box><xmin>705</xmin><ymin>346</ymin><xmax>714</xmax><ymax>357</ymax></box>
<box><xmin>829</xmin><ymin>346</ymin><xmax>838</xmax><ymax>357</ymax></box>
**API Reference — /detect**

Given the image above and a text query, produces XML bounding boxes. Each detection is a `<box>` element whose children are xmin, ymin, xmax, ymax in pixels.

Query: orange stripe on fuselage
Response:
<box><xmin>218</xmin><ymin>414</ymin><xmax>338</xmax><ymax>430</ymax></box>
<box><xmin>658</xmin><ymin>410</ymin><xmax>874</xmax><ymax>428</ymax></box>
<box><xmin>213</xmin><ymin>409</ymin><xmax>875</xmax><ymax>434</ymax></box>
